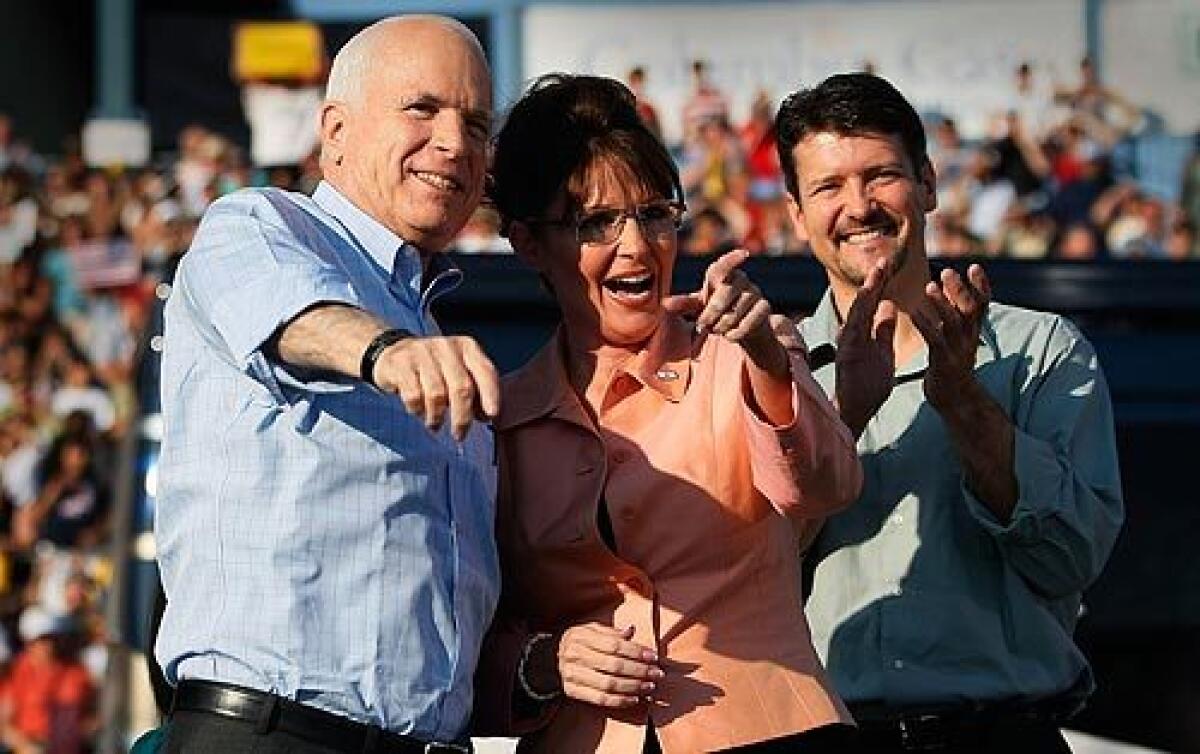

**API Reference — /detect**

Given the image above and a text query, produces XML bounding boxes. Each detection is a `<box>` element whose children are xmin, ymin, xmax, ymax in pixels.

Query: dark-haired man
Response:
<box><xmin>775</xmin><ymin>73</ymin><xmax>1124</xmax><ymax>753</ymax></box>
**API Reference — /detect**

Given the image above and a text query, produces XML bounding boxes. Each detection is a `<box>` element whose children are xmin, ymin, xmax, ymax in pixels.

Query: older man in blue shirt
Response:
<box><xmin>776</xmin><ymin>74</ymin><xmax>1124</xmax><ymax>753</ymax></box>
<box><xmin>154</xmin><ymin>16</ymin><xmax>501</xmax><ymax>753</ymax></box>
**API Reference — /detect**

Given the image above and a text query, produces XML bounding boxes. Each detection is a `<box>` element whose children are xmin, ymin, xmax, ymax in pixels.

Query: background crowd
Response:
<box><xmin>643</xmin><ymin>57</ymin><xmax>1200</xmax><ymax>260</ymax></box>
<box><xmin>0</xmin><ymin>50</ymin><xmax>1194</xmax><ymax>753</ymax></box>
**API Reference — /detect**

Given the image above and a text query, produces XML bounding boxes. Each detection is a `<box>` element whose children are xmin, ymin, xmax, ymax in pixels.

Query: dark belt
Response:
<box><xmin>851</xmin><ymin>697</ymin><xmax>1077</xmax><ymax>752</ymax></box>
<box><xmin>172</xmin><ymin>680</ymin><xmax>472</xmax><ymax>754</ymax></box>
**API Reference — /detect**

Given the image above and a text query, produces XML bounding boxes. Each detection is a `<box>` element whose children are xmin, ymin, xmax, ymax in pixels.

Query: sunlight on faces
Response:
<box><xmin>523</xmin><ymin>156</ymin><xmax>679</xmax><ymax>352</ymax></box>
<box><xmin>324</xmin><ymin>20</ymin><xmax>490</xmax><ymax>253</ymax></box>
<box><xmin>787</xmin><ymin>131</ymin><xmax>935</xmax><ymax>293</ymax></box>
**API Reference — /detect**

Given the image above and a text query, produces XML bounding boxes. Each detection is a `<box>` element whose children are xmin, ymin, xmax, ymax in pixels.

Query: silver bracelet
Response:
<box><xmin>517</xmin><ymin>632</ymin><xmax>562</xmax><ymax>702</ymax></box>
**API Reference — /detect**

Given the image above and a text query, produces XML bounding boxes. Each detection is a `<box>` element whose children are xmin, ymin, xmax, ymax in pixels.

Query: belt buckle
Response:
<box><xmin>898</xmin><ymin>713</ymin><xmax>949</xmax><ymax>751</ymax></box>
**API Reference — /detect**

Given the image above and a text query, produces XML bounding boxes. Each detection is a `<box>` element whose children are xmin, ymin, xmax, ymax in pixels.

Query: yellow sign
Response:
<box><xmin>233</xmin><ymin>21</ymin><xmax>324</xmax><ymax>81</ymax></box>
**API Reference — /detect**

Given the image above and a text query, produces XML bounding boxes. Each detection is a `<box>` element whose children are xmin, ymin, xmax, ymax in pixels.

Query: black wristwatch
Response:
<box><xmin>359</xmin><ymin>328</ymin><xmax>412</xmax><ymax>389</ymax></box>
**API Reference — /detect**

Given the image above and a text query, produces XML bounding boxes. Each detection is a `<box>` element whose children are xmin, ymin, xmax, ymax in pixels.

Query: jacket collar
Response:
<box><xmin>497</xmin><ymin>315</ymin><xmax>695</xmax><ymax>432</ymax></box>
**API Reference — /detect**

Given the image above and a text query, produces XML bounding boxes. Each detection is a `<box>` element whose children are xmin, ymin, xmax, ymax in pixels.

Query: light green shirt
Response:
<box><xmin>799</xmin><ymin>293</ymin><xmax>1124</xmax><ymax>709</ymax></box>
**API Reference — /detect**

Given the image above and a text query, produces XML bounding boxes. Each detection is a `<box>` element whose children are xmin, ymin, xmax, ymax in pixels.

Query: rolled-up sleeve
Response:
<box><xmin>963</xmin><ymin>319</ymin><xmax>1124</xmax><ymax>598</ymax></box>
<box><xmin>177</xmin><ymin>191</ymin><xmax>359</xmax><ymax>367</ymax></box>
<box><xmin>743</xmin><ymin>352</ymin><xmax>863</xmax><ymax>519</ymax></box>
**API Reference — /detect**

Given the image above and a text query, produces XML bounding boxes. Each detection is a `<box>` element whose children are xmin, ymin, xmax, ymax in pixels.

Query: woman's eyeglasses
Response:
<box><xmin>528</xmin><ymin>201</ymin><xmax>686</xmax><ymax>246</ymax></box>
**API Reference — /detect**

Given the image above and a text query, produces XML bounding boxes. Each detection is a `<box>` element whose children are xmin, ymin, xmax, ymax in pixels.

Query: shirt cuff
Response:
<box><xmin>742</xmin><ymin>352</ymin><xmax>859</xmax><ymax>515</ymax></box>
<box><xmin>962</xmin><ymin>430</ymin><xmax>1060</xmax><ymax>543</ymax></box>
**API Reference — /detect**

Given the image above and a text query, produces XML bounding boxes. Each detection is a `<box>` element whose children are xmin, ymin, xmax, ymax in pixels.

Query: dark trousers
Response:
<box><xmin>162</xmin><ymin>709</ymin><xmax>345</xmax><ymax>754</ymax></box>
<box><xmin>855</xmin><ymin>719</ymin><xmax>1073</xmax><ymax>754</ymax></box>
<box><xmin>642</xmin><ymin>723</ymin><xmax>859</xmax><ymax>753</ymax></box>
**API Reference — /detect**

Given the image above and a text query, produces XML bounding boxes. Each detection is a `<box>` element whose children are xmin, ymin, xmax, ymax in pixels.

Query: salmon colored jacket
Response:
<box><xmin>474</xmin><ymin>316</ymin><xmax>862</xmax><ymax>753</ymax></box>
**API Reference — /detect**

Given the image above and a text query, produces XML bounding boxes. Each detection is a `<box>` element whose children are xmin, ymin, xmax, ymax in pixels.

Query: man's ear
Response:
<box><xmin>320</xmin><ymin>101</ymin><xmax>348</xmax><ymax>162</ymax></box>
<box><xmin>784</xmin><ymin>193</ymin><xmax>811</xmax><ymax>244</ymax></box>
<box><xmin>919</xmin><ymin>157</ymin><xmax>938</xmax><ymax>213</ymax></box>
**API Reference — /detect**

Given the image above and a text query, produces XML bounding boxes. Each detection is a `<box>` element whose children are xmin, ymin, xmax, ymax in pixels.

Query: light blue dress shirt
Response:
<box><xmin>799</xmin><ymin>293</ymin><xmax>1124</xmax><ymax>710</ymax></box>
<box><xmin>154</xmin><ymin>182</ymin><xmax>499</xmax><ymax>740</ymax></box>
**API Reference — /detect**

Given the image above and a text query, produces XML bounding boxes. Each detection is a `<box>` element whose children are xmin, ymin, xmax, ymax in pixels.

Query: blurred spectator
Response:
<box><xmin>941</xmin><ymin>146</ymin><xmax>1017</xmax><ymax>253</ymax></box>
<box><xmin>1056</xmin><ymin>221</ymin><xmax>1103</xmax><ymax>261</ymax></box>
<box><xmin>1048</xmin><ymin>133</ymin><xmax>1113</xmax><ymax>229</ymax></box>
<box><xmin>931</xmin><ymin>214</ymin><xmax>985</xmax><ymax>258</ymax></box>
<box><xmin>1166</xmin><ymin>217</ymin><xmax>1195</xmax><ymax>260</ymax></box>
<box><xmin>0</xmin><ymin>606</ymin><xmax>94</xmax><ymax>754</ymax></box>
<box><xmin>40</xmin><ymin>218</ymin><xmax>88</xmax><ymax>331</ymax></box>
<box><xmin>0</xmin><ymin>115</ymin><xmax>13</xmax><ymax>171</ymax></box>
<box><xmin>682</xmin><ymin>206</ymin><xmax>737</xmax><ymax>257</ymax></box>
<box><xmin>930</xmin><ymin>117</ymin><xmax>970</xmax><ymax>203</ymax></box>
<box><xmin>626</xmin><ymin>66</ymin><xmax>663</xmax><ymax>142</ymax></box>
<box><xmin>1005</xmin><ymin>61</ymin><xmax>1058</xmax><ymax>142</ymax></box>
<box><xmin>739</xmin><ymin>90</ymin><xmax>788</xmax><ymax>253</ymax></box>
<box><xmin>1054</xmin><ymin>56</ymin><xmax>1142</xmax><ymax>147</ymax></box>
<box><xmin>681</xmin><ymin>115</ymin><xmax>748</xmax><ymax>236</ymax></box>
<box><xmin>50</xmin><ymin>361</ymin><xmax>115</xmax><ymax>436</ymax></box>
<box><xmin>0</xmin><ymin>169</ymin><xmax>38</xmax><ymax>265</ymax></box>
<box><xmin>680</xmin><ymin>59</ymin><xmax>730</xmax><ymax>149</ymax></box>
<box><xmin>12</xmin><ymin>430</ymin><xmax>109</xmax><ymax>552</ymax></box>
<box><xmin>1181</xmin><ymin>137</ymin><xmax>1200</xmax><ymax>254</ymax></box>
<box><xmin>173</xmin><ymin>125</ymin><xmax>220</xmax><ymax>217</ymax></box>
<box><xmin>0</xmin><ymin>413</ymin><xmax>42</xmax><ymax>513</ymax></box>
<box><xmin>237</xmin><ymin>25</ymin><xmax>327</xmax><ymax>170</ymax></box>
<box><xmin>1092</xmin><ymin>183</ymin><xmax>1170</xmax><ymax>259</ymax></box>
<box><xmin>81</xmin><ymin>172</ymin><xmax>121</xmax><ymax>242</ymax></box>
<box><xmin>241</xmin><ymin>83</ymin><xmax>322</xmax><ymax>170</ymax></box>
<box><xmin>0</xmin><ymin>115</ymin><xmax>39</xmax><ymax>175</ymax></box>
<box><xmin>992</xmin><ymin>110</ymin><xmax>1050</xmax><ymax>200</ymax></box>
<box><xmin>296</xmin><ymin>147</ymin><xmax>323</xmax><ymax>195</ymax></box>
<box><xmin>41</xmin><ymin>165</ymin><xmax>88</xmax><ymax>221</ymax></box>
<box><xmin>451</xmin><ymin>207</ymin><xmax>511</xmax><ymax>254</ymax></box>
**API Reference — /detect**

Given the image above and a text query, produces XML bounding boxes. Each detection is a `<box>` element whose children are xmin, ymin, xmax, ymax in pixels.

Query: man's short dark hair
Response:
<box><xmin>774</xmin><ymin>73</ymin><xmax>928</xmax><ymax>201</ymax></box>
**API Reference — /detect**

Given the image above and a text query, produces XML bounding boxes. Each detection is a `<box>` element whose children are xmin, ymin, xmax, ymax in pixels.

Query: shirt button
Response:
<box><xmin>893</xmin><ymin>659</ymin><xmax>905</xmax><ymax>670</ymax></box>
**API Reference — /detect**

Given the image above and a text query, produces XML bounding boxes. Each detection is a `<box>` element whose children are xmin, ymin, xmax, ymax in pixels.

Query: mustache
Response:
<box><xmin>836</xmin><ymin>208</ymin><xmax>896</xmax><ymax>236</ymax></box>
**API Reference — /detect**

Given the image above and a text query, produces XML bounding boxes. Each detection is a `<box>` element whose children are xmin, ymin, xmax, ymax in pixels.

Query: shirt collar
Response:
<box><xmin>496</xmin><ymin>328</ymin><xmax>590</xmax><ymax>432</ymax></box>
<box><xmin>496</xmin><ymin>315</ymin><xmax>695</xmax><ymax>431</ymax></box>
<box><xmin>809</xmin><ymin>288</ymin><xmax>931</xmax><ymax>377</ymax></box>
<box><xmin>617</xmin><ymin>315</ymin><xmax>694</xmax><ymax>403</ymax></box>
<box><xmin>809</xmin><ymin>287</ymin><xmax>1002</xmax><ymax>378</ymax></box>
<box><xmin>312</xmin><ymin>180</ymin><xmax>411</xmax><ymax>275</ymax></box>
<box><xmin>807</xmin><ymin>290</ymin><xmax>842</xmax><ymax>351</ymax></box>
<box><xmin>312</xmin><ymin>180</ymin><xmax>462</xmax><ymax>307</ymax></box>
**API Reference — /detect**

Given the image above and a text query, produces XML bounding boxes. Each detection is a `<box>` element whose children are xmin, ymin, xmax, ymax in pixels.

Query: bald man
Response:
<box><xmin>154</xmin><ymin>17</ymin><xmax>500</xmax><ymax>752</ymax></box>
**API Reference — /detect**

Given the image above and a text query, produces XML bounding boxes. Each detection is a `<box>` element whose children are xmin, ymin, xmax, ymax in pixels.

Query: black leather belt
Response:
<box><xmin>172</xmin><ymin>680</ymin><xmax>472</xmax><ymax>754</ymax></box>
<box><xmin>851</xmin><ymin>697</ymin><xmax>1076</xmax><ymax>751</ymax></box>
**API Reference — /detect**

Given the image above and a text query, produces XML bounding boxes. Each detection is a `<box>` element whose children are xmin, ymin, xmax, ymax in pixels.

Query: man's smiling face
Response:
<box><xmin>786</xmin><ymin>130</ymin><xmax>936</xmax><ymax>292</ymax></box>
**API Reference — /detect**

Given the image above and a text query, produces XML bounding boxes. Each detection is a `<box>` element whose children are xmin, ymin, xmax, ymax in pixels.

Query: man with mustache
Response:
<box><xmin>776</xmin><ymin>73</ymin><xmax>1124</xmax><ymax>753</ymax></box>
<box><xmin>153</xmin><ymin>16</ymin><xmax>500</xmax><ymax>752</ymax></box>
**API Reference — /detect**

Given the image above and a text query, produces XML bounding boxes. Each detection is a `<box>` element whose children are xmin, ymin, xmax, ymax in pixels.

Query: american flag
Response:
<box><xmin>70</xmin><ymin>240</ymin><xmax>142</xmax><ymax>290</ymax></box>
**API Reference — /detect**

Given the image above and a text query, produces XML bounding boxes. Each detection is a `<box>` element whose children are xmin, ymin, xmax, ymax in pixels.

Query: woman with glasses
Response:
<box><xmin>473</xmin><ymin>74</ymin><xmax>862</xmax><ymax>753</ymax></box>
